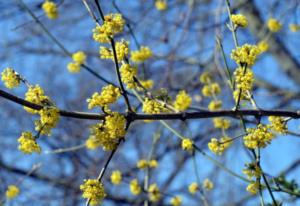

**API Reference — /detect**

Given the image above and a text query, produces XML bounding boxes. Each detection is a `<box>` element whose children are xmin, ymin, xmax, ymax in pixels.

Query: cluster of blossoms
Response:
<box><xmin>243</xmin><ymin>162</ymin><xmax>262</xmax><ymax>194</ymax></box>
<box><xmin>268</xmin><ymin>116</ymin><xmax>288</xmax><ymax>134</ymax></box>
<box><xmin>93</xmin><ymin>13</ymin><xmax>125</xmax><ymax>43</ymax></box>
<box><xmin>244</xmin><ymin>124</ymin><xmax>274</xmax><ymax>149</ymax></box>
<box><xmin>257</xmin><ymin>40</ymin><xmax>269</xmax><ymax>53</ymax></box>
<box><xmin>87</xmin><ymin>84</ymin><xmax>121</xmax><ymax>109</ymax></box>
<box><xmin>200</xmin><ymin>72</ymin><xmax>222</xmax><ymax>111</ymax></box>
<box><xmin>213</xmin><ymin>118</ymin><xmax>231</xmax><ymax>130</ymax></box>
<box><xmin>1</xmin><ymin>67</ymin><xmax>21</xmax><ymax>89</ymax></box>
<box><xmin>170</xmin><ymin>196</ymin><xmax>182</xmax><ymax>206</ymax></box>
<box><xmin>231</xmin><ymin>14</ymin><xmax>248</xmax><ymax>28</ymax></box>
<box><xmin>181</xmin><ymin>138</ymin><xmax>194</xmax><ymax>151</ymax></box>
<box><xmin>173</xmin><ymin>90</ymin><xmax>192</xmax><ymax>111</ymax></box>
<box><xmin>5</xmin><ymin>185</ymin><xmax>20</xmax><ymax>199</ymax></box>
<box><xmin>208</xmin><ymin>136</ymin><xmax>232</xmax><ymax>155</ymax></box>
<box><xmin>142</xmin><ymin>98</ymin><xmax>168</xmax><ymax>114</ymax></box>
<box><xmin>17</xmin><ymin>131</ymin><xmax>41</xmax><ymax>154</ymax></box>
<box><xmin>267</xmin><ymin>18</ymin><xmax>282</xmax><ymax>32</ymax></box>
<box><xmin>42</xmin><ymin>0</ymin><xmax>58</xmax><ymax>19</ymax></box>
<box><xmin>231</xmin><ymin>44</ymin><xmax>260</xmax><ymax>67</ymax></box>
<box><xmin>110</xmin><ymin>170</ymin><xmax>122</xmax><ymax>185</ymax></box>
<box><xmin>137</xmin><ymin>159</ymin><xmax>158</xmax><ymax>169</ymax></box>
<box><xmin>202</xmin><ymin>178</ymin><xmax>214</xmax><ymax>191</ymax></box>
<box><xmin>35</xmin><ymin>107</ymin><xmax>60</xmax><ymax>136</ymax></box>
<box><xmin>24</xmin><ymin>85</ymin><xmax>51</xmax><ymax>113</ymax></box>
<box><xmin>188</xmin><ymin>179</ymin><xmax>214</xmax><ymax>195</ymax></box>
<box><xmin>130</xmin><ymin>179</ymin><xmax>142</xmax><ymax>195</ymax></box>
<box><xmin>148</xmin><ymin>183</ymin><xmax>161</xmax><ymax>202</ymax></box>
<box><xmin>100</xmin><ymin>40</ymin><xmax>129</xmax><ymax>62</ymax></box>
<box><xmin>85</xmin><ymin>112</ymin><xmax>126</xmax><ymax>151</ymax></box>
<box><xmin>120</xmin><ymin>63</ymin><xmax>138</xmax><ymax>89</ymax></box>
<box><xmin>130</xmin><ymin>46</ymin><xmax>153</xmax><ymax>63</ymax></box>
<box><xmin>80</xmin><ymin>179</ymin><xmax>106</xmax><ymax>205</ymax></box>
<box><xmin>67</xmin><ymin>51</ymin><xmax>86</xmax><ymax>73</ymax></box>
<box><xmin>155</xmin><ymin>0</ymin><xmax>168</xmax><ymax>11</ymax></box>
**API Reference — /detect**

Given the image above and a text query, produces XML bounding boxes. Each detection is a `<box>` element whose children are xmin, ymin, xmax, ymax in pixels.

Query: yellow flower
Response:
<box><xmin>18</xmin><ymin>132</ymin><xmax>41</xmax><ymax>154</ymax></box>
<box><xmin>120</xmin><ymin>63</ymin><xmax>137</xmax><ymax>89</ymax></box>
<box><xmin>67</xmin><ymin>62</ymin><xmax>81</xmax><ymax>73</ymax></box>
<box><xmin>188</xmin><ymin>182</ymin><xmax>198</xmax><ymax>194</ymax></box>
<box><xmin>93</xmin><ymin>13</ymin><xmax>125</xmax><ymax>43</ymax></box>
<box><xmin>137</xmin><ymin>159</ymin><xmax>148</xmax><ymax>169</ymax></box>
<box><xmin>87</xmin><ymin>85</ymin><xmax>121</xmax><ymax>109</ymax></box>
<box><xmin>246</xmin><ymin>181</ymin><xmax>260</xmax><ymax>194</ymax></box>
<box><xmin>104</xmin><ymin>112</ymin><xmax>126</xmax><ymax>138</ymax></box>
<box><xmin>142</xmin><ymin>98</ymin><xmax>167</xmax><ymax>114</ymax></box>
<box><xmin>199</xmin><ymin>72</ymin><xmax>211</xmax><ymax>84</ymax></box>
<box><xmin>268</xmin><ymin>116</ymin><xmax>287</xmax><ymax>134</ymax></box>
<box><xmin>138</xmin><ymin>79</ymin><xmax>154</xmax><ymax>91</ymax></box>
<box><xmin>149</xmin><ymin>159</ymin><xmax>158</xmax><ymax>168</ymax></box>
<box><xmin>244</xmin><ymin>124</ymin><xmax>274</xmax><ymax>149</ymax></box>
<box><xmin>110</xmin><ymin>170</ymin><xmax>122</xmax><ymax>185</ymax></box>
<box><xmin>42</xmin><ymin>0</ymin><xmax>58</xmax><ymax>19</ymax></box>
<box><xmin>231</xmin><ymin>14</ymin><xmax>248</xmax><ymax>28</ymax></box>
<box><xmin>174</xmin><ymin>90</ymin><xmax>192</xmax><ymax>111</ymax></box>
<box><xmin>234</xmin><ymin>67</ymin><xmax>254</xmax><ymax>92</ymax></box>
<box><xmin>24</xmin><ymin>85</ymin><xmax>51</xmax><ymax>114</ymax></box>
<box><xmin>208</xmin><ymin>136</ymin><xmax>232</xmax><ymax>155</ymax></box>
<box><xmin>100</xmin><ymin>40</ymin><xmax>129</xmax><ymax>62</ymax></box>
<box><xmin>5</xmin><ymin>185</ymin><xmax>20</xmax><ymax>199</ymax></box>
<box><xmin>231</xmin><ymin>44</ymin><xmax>260</xmax><ymax>66</ymax></box>
<box><xmin>208</xmin><ymin>100</ymin><xmax>222</xmax><ymax>111</ymax></box>
<box><xmin>131</xmin><ymin>46</ymin><xmax>153</xmax><ymax>63</ymax></box>
<box><xmin>39</xmin><ymin>107</ymin><xmax>60</xmax><ymax>129</ymax></box>
<box><xmin>148</xmin><ymin>183</ymin><xmax>161</xmax><ymax>202</ymax></box>
<box><xmin>213</xmin><ymin>118</ymin><xmax>231</xmax><ymax>130</ymax></box>
<box><xmin>181</xmin><ymin>138</ymin><xmax>193</xmax><ymax>151</ymax></box>
<box><xmin>257</xmin><ymin>40</ymin><xmax>269</xmax><ymax>53</ymax></box>
<box><xmin>203</xmin><ymin>178</ymin><xmax>213</xmax><ymax>191</ymax></box>
<box><xmin>155</xmin><ymin>0</ymin><xmax>167</xmax><ymax>11</ymax></box>
<box><xmin>80</xmin><ymin>179</ymin><xmax>106</xmax><ymax>205</ymax></box>
<box><xmin>267</xmin><ymin>18</ymin><xmax>282</xmax><ymax>32</ymax></box>
<box><xmin>1</xmin><ymin>67</ymin><xmax>21</xmax><ymax>89</ymax></box>
<box><xmin>289</xmin><ymin>24</ymin><xmax>300</xmax><ymax>32</ymax></box>
<box><xmin>243</xmin><ymin>162</ymin><xmax>262</xmax><ymax>180</ymax></box>
<box><xmin>72</xmin><ymin>51</ymin><xmax>86</xmax><ymax>65</ymax></box>
<box><xmin>201</xmin><ymin>83</ymin><xmax>221</xmax><ymax>97</ymax></box>
<box><xmin>130</xmin><ymin>179</ymin><xmax>141</xmax><ymax>195</ymax></box>
<box><xmin>170</xmin><ymin>196</ymin><xmax>182</xmax><ymax>206</ymax></box>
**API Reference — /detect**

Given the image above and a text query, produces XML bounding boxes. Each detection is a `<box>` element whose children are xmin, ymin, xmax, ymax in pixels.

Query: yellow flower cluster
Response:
<box><xmin>1</xmin><ymin>67</ymin><xmax>20</xmax><ymax>89</ymax></box>
<box><xmin>208</xmin><ymin>136</ymin><xmax>232</xmax><ymax>155</ymax></box>
<box><xmin>244</xmin><ymin>124</ymin><xmax>274</xmax><ymax>149</ymax></box>
<box><xmin>199</xmin><ymin>72</ymin><xmax>211</xmax><ymax>84</ymax></box>
<box><xmin>80</xmin><ymin>179</ymin><xmax>106</xmax><ymax>205</ymax></box>
<box><xmin>137</xmin><ymin>79</ymin><xmax>154</xmax><ymax>91</ymax></box>
<box><xmin>120</xmin><ymin>63</ymin><xmax>137</xmax><ymax>89</ymax></box>
<box><xmin>213</xmin><ymin>118</ymin><xmax>231</xmax><ymax>130</ymax></box>
<box><xmin>231</xmin><ymin>14</ymin><xmax>248</xmax><ymax>28</ymax></box>
<box><xmin>203</xmin><ymin>178</ymin><xmax>214</xmax><ymax>191</ymax></box>
<box><xmin>201</xmin><ymin>83</ymin><xmax>221</xmax><ymax>97</ymax></box>
<box><xmin>5</xmin><ymin>185</ymin><xmax>20</xmax><ymax>199</ymax></box>
<box><xmin>93</xmin><ymin>13</ymin><xmax>125</xmax><ymax>43</ymax></box>
<box><xmin>100</xmin><ymin>40</ymin><xmax>129</xmax><ymax>62</ymax></box>
<box><xmin>289</xmin><ymin>24</ymin><xmax>300</xmax><ymax>32</ymax></box>
<box><xmin>170</xmin><ymin>196</ymin><xmax>182</xmax><ymax>206</ymax></box>
<box><xmin>246</xmin><ymin>181</ymin><xmax>260</xmax><ymax>194</ymax></box>
<box><xmin>181</xmin><ymin>138</ymin><xmax>194</xmax><ymax>151</ymax></box>
<box><xmin>87</xmin><ymin>85</ymin><xmax>121</xmax><ymax>109</ymax></box>
<box><xmin>18</xmin><ymin>132</ymin><xmax>41</xmax><ymax>154</ymax></box>
<box><xmin>148</xmin><ymin>183</ymin><xmax>161</xmax><ymax>202</ymax></box>
<box><xmin>130</xmin><ymin>46</ymin><xmax>153</xmax><ymax>63</ymax></box>
<box><xmin>231</xmin><ymin>44</ymin><xmax>260</xmax><ymax>66</ymax></box>
<box><xmin>208</xmin><ymin>100</ymin><xmax>222</xmax><ymax>111</ymax></box>
<box><xmin>130</xmin><ymin>179</ymin><xmax>141</xmax><ymax>195</ymax></box>
<box><xmin>188</xmin><ymin>182</ymin><xmax>198</xmax><ymax>194</ymax></box>
<box><xmin>137</xmin><ymin>159</ymin><xmax>158</xmax><ymax>169</ymax></box>
<box><xmin>267</xmin><ymin>18</ymin><xmax>282</xmax><ymax>32</ymax></box>
<box><xmin>155</xmin><ymin>0</ymin><xmax>167</xmax><ymax>11</ymax></box>
<box><xmin>233</xmin><ymin>67</ymin><xmax>254</xmax><ymax>101</ymax></box>
<box><xmin>142</xmin><ymin>98</ymin><xmax>167</xmax><ymax>114</ymax></box>
<box><xmin>173</xmin><ymin>90</ymin><xmax>192</xmax><ymax>111</ymax></box>
<box><xmin>67</xmin><ymin>51</ymin><xmax>86</xmax><ymax>73</ymax></box>
<box><xmin>42</xmin><ymin>0</ymin><xmax>58</xmax><ymax>19</ymax></box>
<box><xmin>110</xmin><ymin>170</ymin><xmax>122</xmax><ymax>185</ymax></box>
<box><xmin>24</xmin><ymin>85</ymin><xmax>51</xmax><ymax>114</ymax></box>
<box><xmin>257</xmin><ymin>40</ymin><xmax>269</xmax><ymax>53</ymax></box>
<box><xmin>35</xmin><ymin>107</ymin><xmax>60</xmax><ymax>136</ymax></box>
<box><xmin>268</xmin><ymin>116</ymin><xmax>287</xmax><ymax>134</ymax></box>
<box><xmin>86</xmin><ymin>112</ymin><xmax>126</xmax><ymax>151</ymax></box>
